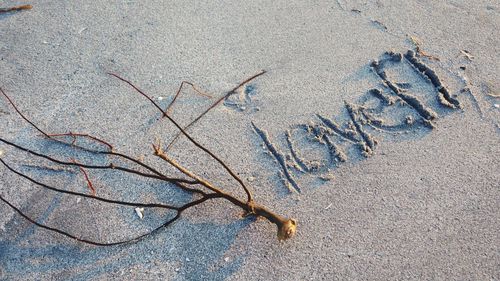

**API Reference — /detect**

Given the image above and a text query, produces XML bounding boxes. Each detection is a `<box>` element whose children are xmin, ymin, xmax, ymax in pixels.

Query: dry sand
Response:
<box><xmin>0</xmin><ymin>0</ymin><xmax>499</xmax><ymax>280</ymax></box>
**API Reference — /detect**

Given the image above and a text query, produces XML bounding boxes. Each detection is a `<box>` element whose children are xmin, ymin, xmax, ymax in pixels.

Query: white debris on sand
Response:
<box><xmin>135</xmin><ymin>207</ymin><xmax>144</xmax><ymax>219</ymax></box>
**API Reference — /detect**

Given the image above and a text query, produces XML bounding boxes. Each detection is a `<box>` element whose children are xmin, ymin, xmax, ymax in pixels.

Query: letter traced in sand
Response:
<box><xmin>316</xmin><ymin>114</ymin><xmax>360</xmax><ymax>143</ymax></box>
<box><xmin>253</xmin><ymin>49</ymin><xmax>464</xmax><ymax>192</ymax></box>
<box><xmin>252</xmin><ymin>122</ymin><xmax>301</xmax><ymax>194</ymax></box>
<box><xmin>371</xmin><ymin>52</ymin><xmax>438</xmax><ymax>127</ymax></box>
<box><xmin>344</xmin><ymin>101</ymin><xmax>378</xmax><ymax>156</ymax></box>
<box><xmin>285</xmin><ymin>123</ymin><xmax>347</xmax><ymax>174</ymax></box>
<box><xmin>404</xmin><ymin>50</ymin><xmax>461</xmax><ymax>108</ymax></box>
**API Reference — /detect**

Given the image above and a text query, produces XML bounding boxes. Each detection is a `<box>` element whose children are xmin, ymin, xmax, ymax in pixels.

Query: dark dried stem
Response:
<box><xmin>165</xmin><ymin>81</ymin><xmax>212</xmax><ymax>115</ymax></box>
<box><xmin>48</xmin><ymin>132</ymin><xmax>114</xmax><ymax>151</ymax></box>
<box><xmin>0</xmin><ymin>137</ymin><xmax>199</xmax><ymax>186</ymax></box>
<box><xmin>108</xmin><ymin>73</ymin><xmax>255</xmax><ymax>203</ymax></box>
<box><xmin>0</xmin><ymin>158</ymin><xmax>179</xmax><ymax>210</ymax></box>
<box><xmin>71</xmin><ymin>158</ymin><xmax>96</xmax><ymax>196</ymax></box>
<box><xmin>0</xmin><ymin>87</ymin><xmax>50</xmax><ymax>138</ymax></box>
<box><xmin>165</xmin><ymin>70</ymin><xmax>267</xmax><ymax>151</ymax></box>
<box><xmin>0</xmin><ymin>191</ymin><xmax>222</xmax><ymax>246</ymax></box>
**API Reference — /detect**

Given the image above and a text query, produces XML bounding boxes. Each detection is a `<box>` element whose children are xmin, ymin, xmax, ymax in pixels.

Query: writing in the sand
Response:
<box><xmin>252</xmin><ymin>50</ymin><xmax>462</xmax><ymax>193</ymax></box>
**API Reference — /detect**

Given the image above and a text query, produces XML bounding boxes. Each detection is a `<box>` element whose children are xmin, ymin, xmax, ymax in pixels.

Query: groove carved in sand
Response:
<box><xmin>253</xmin><ymin>50</ymin><xmax>463</xmax><ymax>193</ymax></box>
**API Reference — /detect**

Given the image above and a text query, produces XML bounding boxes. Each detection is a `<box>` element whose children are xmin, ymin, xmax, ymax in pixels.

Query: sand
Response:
<box><xmin>0</xmin><ymin>0</ymin><xmax>499</xmax><ymax>280</ymax></box>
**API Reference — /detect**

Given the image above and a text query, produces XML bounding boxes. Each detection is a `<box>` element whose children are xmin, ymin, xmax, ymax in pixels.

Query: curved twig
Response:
<box><xmin>165</xmin><ymin>81</ymin><xmax>213</xmax><ymax>115</ymax></box>
<box><xmin>0</xmin><ymin>88</ymin><xmax>49</xmax><ymax>138</ymax></box>
<box><xmin>0</xmin><ymin>188</ymin><xmax>222</xmax><ymax>246</ymax></box>
<box><xmin>71</xmin><ymin>158</ymin><xmax>96</xmax><ymax>195</ymax></box>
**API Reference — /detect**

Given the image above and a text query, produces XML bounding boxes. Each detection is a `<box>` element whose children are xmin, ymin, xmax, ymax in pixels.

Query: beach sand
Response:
<box><xmin>0</xmin><ymin>1</ymin><xmax>499</xmax><ymax>280</ymax></box>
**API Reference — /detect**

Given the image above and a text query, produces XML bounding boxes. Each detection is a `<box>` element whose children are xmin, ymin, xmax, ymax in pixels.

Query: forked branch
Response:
<box><xmin>152</xmin><ymin>141</ymin><xmax>297</xmax><ymax>240</ymax></box>
<box><xmin>164</xmin><ymin>70</ymin><xmax>267</xmax><ymax>150</ymax></box>
<box><xmin>165</xmin><ymin>81</ymin><xmax>213</xmax><ymax>115</ymax></box>
<box><xmin>71</xmin><ymin>158</ymin><xmax>97</xmax><ymax>196</ymax></box>
<box><xmin>108</xmin><ymin>72</ymin><xmax>262</xmax><ymax>203</ymax></box>
<box><xmin>0</xmin><ymin>74</ymin><xmax>296</xmax><ymax>246</ymax></box>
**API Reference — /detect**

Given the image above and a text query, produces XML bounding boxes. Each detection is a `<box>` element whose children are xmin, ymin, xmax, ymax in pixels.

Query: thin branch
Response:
<box><xmin>0</xmin><ymin>87</ymin><xmax>50</xmax><ymax>138</ymax></box>
<box><xmin>0</xmin><ymin>193</ymin><xmax>181</xmax><ymax>246</ymax></box>
<box><xmin>48</xmin><ymin>132</ymin><xmax>114</xmax><ymax>151</ymax></box>
<box><xmin>0</xmin><ymin>158</ymin><xmax>179</xmax><ymax>210</ymax></box>
<box><xmin>71</xmin><ymin>158</ymin><xmax>96</xmax><ymax>196</ymax></box>
<box><xmin>165</xmin><ymin>70</ymin><xmax>267</xmax><ymax>151</ymax></box>
<box><xmin>0</xmin><ymin>189</ymin><xmax>221</xmax><ymax>246</ymax></box>
<box><xmin>0</xmin><ymin>137</ymin><xmax>200</xmax><ymax>186</ymax></box>
<box><xmin>107</xmin><ymin>72</ymin><xmax>166</xmax><ymax>116</ymax></box>
<box><xmin>108</xmin><ymin>72</ymin><xmax>257</xmax><ymax>203</ymax></box>
<box><xmin>165</xmin><ymin>81</ymin><xmax>213</xmax><ymax>116</ymax></box>
<box><xmin>152</xmin><ymin>141</ymin><xmax>224</xmax><ymax>196</ymax></box>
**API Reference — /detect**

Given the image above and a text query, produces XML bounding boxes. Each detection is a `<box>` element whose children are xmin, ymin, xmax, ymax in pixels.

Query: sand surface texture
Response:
<box><xmin>0</xmin><ymin>1</ymin><xmax>499</xmax><ymax>280</ymax></box>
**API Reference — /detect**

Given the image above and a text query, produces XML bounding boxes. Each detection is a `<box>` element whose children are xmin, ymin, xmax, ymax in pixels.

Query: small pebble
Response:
<box><xmin>494</xmin><ymin>104</ymin><xmax>499</xmax><ymax>108</ymax></box>
<box><xmin>224</xmin><ymin>257</ymin><xmax>230</xmax><ymax>262</ymax></box>
<box><xmin>0</xmin><ymin>150</ymin><xmax>3</xmax><ymax>157</ymax></box>
<box><xmin>320</xmin><ymin>174</ymin><xmax>335</xmax><ymax>181</ymax></box>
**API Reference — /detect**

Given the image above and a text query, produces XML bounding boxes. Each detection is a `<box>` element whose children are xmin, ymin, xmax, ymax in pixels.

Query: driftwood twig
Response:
<box><xmin>0</xmin><ymin>74</ymin><xmax>296</xmax><ymax>246</ymax></box>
